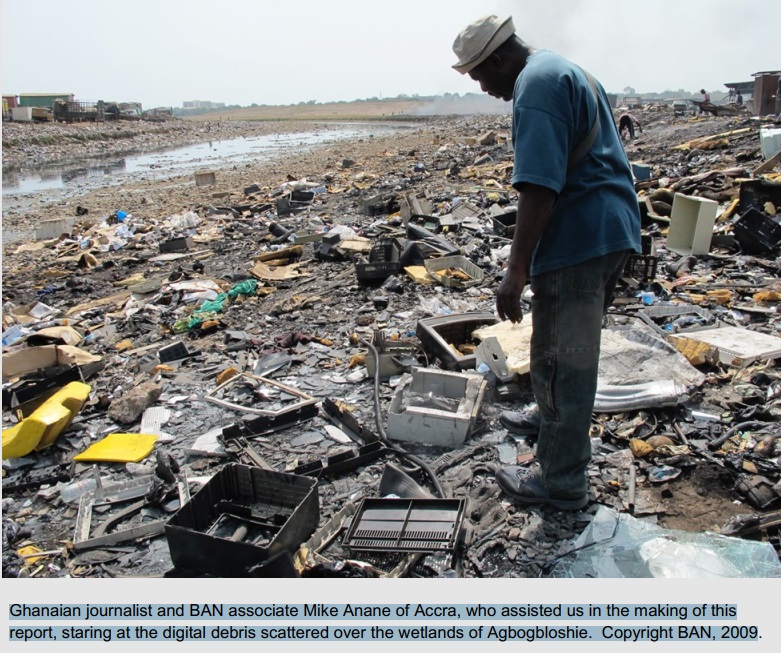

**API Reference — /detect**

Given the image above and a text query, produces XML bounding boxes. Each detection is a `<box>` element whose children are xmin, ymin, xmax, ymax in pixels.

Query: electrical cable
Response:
<box><xmin>707</xmin><ymin>420</ymin><xmax>774</xmax><ymax>451</ymax></box>
<box><xmin>362</xmin><ymin>337</ymin><xmax>446</xmax><ymax>498</ymax></box>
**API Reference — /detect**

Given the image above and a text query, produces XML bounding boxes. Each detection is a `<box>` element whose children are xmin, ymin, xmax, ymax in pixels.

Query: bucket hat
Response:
<box><xmin>452</xmin><ymin>15</ymin><xmax>515</xmax><ymax>74</ymax></box>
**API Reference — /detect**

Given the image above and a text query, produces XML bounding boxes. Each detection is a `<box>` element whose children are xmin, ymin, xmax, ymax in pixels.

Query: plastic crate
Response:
<box><xmin>165</xmin><ymin>464</ymin><xmax>319</xmax><ymax>576</ymax></box>
<box><xmin>738</xmin><ymin>179</ymin><xmax>781</xmax><ymax>214</ymax></box>
<box><xmin>158</xmin><ymin>341</ymin><xmax>190</xmax><ymax>363</ymax></box>
<box><xmin>355</xmin><ymin>238</ymin><xmax>402</xmax><ymax>281</ymax></box>
<box><xmin>491</xmin><ymin>209</ymin><xmax>516</xmax><ymax>237</ymax></box>
<box><xmin>733</xmin><ymin>208</ymin><xmax>781</xmax><ymax>254</ymax></box>
<box><xmin>424</xmin><ymin>255</ymin><xmax>484</xmax><ymax>288</ymax></box>
<box><xmin>416</xmin><ymin>312</ymin><xmax>499</xmax><ymax>371</ymax></box>
<box><xmin>623</xmin><ymin>255</ymin><xmax>658</xmax><ymax>281</ymax></box>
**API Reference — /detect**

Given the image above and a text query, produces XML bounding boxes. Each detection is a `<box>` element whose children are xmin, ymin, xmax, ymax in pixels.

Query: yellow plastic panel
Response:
<box><xmin>73</xmin><ymin>433</ymin><xmax>158</xmax><ymax>463</ymax></box>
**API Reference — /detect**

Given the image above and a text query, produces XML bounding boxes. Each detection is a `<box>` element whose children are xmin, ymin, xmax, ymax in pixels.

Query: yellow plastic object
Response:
<box><xmin>73</xmin><ymin>433</ymin><xmax>158</xmax><ymax>463</ymax></box>
<box><xmin>2</xmin><ymin>382</ymin><xmax>91</xmax><ymax>459</ymax></box>
<box><xmin>17</xmin><ymin>545</ymin><xmax>45</xmax><ymax>565</ymax></box>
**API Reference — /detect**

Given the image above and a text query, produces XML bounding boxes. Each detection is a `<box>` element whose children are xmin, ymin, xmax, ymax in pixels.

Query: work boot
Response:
<box><xmin>495</xmin><ymin>465</ymin><xmax>588</xmax><ymax>511</ymax></box>
<box><xmin>499</xmin><ymin>404</ymin><xmax>541</xmax><ymax>438</ymax></box>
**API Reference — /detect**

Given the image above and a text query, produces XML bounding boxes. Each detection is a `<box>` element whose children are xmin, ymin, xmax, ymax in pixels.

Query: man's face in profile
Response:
<box><xmin>469</xmin><ymin>57</ymin><xmax>514</xmax><ymax>102</ymax></box>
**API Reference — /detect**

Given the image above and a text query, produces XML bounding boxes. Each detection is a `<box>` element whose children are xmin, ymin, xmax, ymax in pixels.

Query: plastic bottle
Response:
<box><xmin>58</xmin><ymin>477</ymin><xmax>98</xmax><ymax>503</ymax></box>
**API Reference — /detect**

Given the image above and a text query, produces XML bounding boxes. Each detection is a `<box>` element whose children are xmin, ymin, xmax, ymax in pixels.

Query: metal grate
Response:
<box><xmin>343</xmin><ymin>498</ymin><xmax>466</xmax><ymax>553</ymax></box>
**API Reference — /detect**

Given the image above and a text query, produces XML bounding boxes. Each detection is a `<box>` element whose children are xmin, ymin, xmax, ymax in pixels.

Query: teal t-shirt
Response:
<box><xmin>511</xmin><ymin>50</ymin><xmax>641</xmax><ymax>275</ymax></box>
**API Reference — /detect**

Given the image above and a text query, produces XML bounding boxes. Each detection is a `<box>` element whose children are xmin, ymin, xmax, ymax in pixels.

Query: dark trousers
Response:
<box><xmin>529</xmin><ymin>249</ymin><xmax>631</xmax><ymax>498</ymax></box>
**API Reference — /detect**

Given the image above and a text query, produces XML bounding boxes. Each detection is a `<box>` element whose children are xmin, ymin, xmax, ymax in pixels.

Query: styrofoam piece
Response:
<box><xmin>35</xmin><ymin>217</ymin><xmax>77</xmax><ymax>241</ymax></box>
<box><xmin>386</xmin><ymin>368</ymin><xmax>487</xmax><ymax>448</ymax></box>
<box><xmin>667</xmin><ymin>326</ymin><xmax>781</xmax><ymax>368</ymax></box>
<box><xmin>11</xmin><ymin>107</ymin><xmax>33</xmax><ymax>122</ymax></box>
<box><xmin>760</xmin><ymin>127</ymin><xmax>781</xmax><ymax>160</ymax></box>
<box><xmin>140</xmin><ymin>406</ymin><xmax>172</xmax><ymax>436</ymax></box>
<box><xmin>667</xmin><ymin>194</ymin><xmax>718</xmax><ymax>256</ymax></box>
<box><xmin>194</xmin><ymin>170</ymin><xmax>216</xmax><ymax>186</ymax></box>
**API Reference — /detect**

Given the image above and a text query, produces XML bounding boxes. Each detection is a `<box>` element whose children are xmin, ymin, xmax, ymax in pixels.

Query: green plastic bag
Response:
<box><xmin>228</xmin><ymin>279</ymin><xmax>258</xmax><ymax>299</ymax></box>
<box><xmin>199</xmin><ymin>293</ymin><xmax>228</xmax><ymax>314</ymax></box>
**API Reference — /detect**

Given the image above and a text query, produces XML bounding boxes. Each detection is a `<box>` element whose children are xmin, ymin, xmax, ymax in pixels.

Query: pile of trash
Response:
<box><xmin>3</xmin><ymin>111</ymin><xmax>781</xmax><ymax>579</ymax></box>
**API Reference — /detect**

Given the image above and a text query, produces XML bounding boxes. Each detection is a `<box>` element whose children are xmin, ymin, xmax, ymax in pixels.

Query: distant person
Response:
<box><xmin>735</xmin><ymin>91</ymin><xmax>743</xmax><ymax>106</ymax></box>
<box><xmin>777</xmin><ymin>76</ymin><xmax>781</xmax><ymax>116</ymax></box>
<box><xmin>699</xmin><ymin>89</ymin><xmax>711</xmax><ymax>115</ymax></box>
<box><xmin>618</xmin><ymin>112</ymin><xmax>642</xmax><ymax>140</ymax></box>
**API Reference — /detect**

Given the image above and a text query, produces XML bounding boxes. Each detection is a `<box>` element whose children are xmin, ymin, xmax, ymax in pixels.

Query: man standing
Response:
<box><xmin>452</xmin><ymin>16</ymin><xmax>641</xmax><ymax>510</ymax></box>
<box><xmin>776</xmin><ymin>76</ymin><xmax>781</xmax><ymax>116</ymax></box>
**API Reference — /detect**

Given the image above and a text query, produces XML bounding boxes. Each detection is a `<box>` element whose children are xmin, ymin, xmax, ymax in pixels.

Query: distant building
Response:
<box><xmin>3</xmin><ymin>95</ymin><xmax>19</xmax><ymax>113</ymax></box>
<box><xmin>182</xmin><ymin>100</ymin><xmax>226</xmax><ymax>111</ymax></box>
<box><xmin>18</xmin><ymin>93</ymin><xmax>74</xmax><ymax>108</ymax></box>
<box><xmin>724</xmin><ymin>81</ymin><xmax>753</xmax><ymax>99</ymax></box>
<box><xmin>751</xmin><ymin>71</ymin><xmax>781</xmax><ymax>116</ymax></box>
<box><xmin>724</xmin><ymin>81</ymin><xmax>754</xmax><ymax>111</ymax></box>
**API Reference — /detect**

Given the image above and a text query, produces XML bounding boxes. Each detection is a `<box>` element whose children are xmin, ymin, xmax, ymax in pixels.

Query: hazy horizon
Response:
<box><xmin>2</xmin><ymin>0</ymin><xmax>778</xmax><ymax>110</ymax></box>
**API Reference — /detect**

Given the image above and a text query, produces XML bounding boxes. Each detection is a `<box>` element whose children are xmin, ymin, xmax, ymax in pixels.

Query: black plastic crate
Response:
<box><xmin>738</xmin><ymin>179</ymin><xmax>781</xmax><ymax>215</ymax></box>
<box><xmin>158</xmin><ymin>341</ymin><xmax>190</xmax><ymax>363</ymax></box>
<box><xmin>355</xmin><ymin>238</ymin><xmax>402</xmax><ymax>281</ymax></box>
<box><xmin>165</xmin><ymin>464</ymin><xmax>319</xmax><ymax>576</ymax></box>
<box><xmin>623</xmin><ymin>254</ymin><xmax>658</xmax><ymax>281</ymax></box>
<box><xmin>416</xmin><ymin>312</ymin><xmax>499</xmax><ymax>371</ymax></box>
<box><xmin>733</xmin><ymin>208</ymin><xmax>781</xmax><ymax>254</ymax></box>
<box><xmin>622</xmin><ymin>235</ymin><xmax>657</xmax><ymax>281</ymax></box>
<box><xmin>159</xmin><ymin>236</ymin><xmax>193</xmax><ymax>253</ymax></box>
<box><xmin>491</xmin><ymin>209</ymin><xmax>516</xmax><ymax>237</ymax></box>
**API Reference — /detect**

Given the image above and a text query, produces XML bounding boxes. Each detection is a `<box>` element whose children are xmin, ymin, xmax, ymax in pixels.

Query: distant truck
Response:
<box><xmin>53</xmin><ymin>100</ymin><xmax>112</xmax><ymax>123</ymax></box>
<box><xmin>32</xmin><ymin>107</ymin><xmax>53</xmax><ymax>122</ymax></box>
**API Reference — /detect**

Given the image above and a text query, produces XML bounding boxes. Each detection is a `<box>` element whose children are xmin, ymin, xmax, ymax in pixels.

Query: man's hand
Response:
<box><xmin>496</xmin><ymin>268</ymin><xmax>527</xmax><ymax>323</ymax></box>
<box><xmin>496</xmin><ymin>182</ymin><xmax>557</xmax><ymax>323</ymax></box>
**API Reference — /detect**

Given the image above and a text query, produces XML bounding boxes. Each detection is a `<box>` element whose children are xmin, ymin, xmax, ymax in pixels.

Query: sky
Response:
<box><xmin>1</xmin><ymin>0</ymin><xmax>779</xmax><ymax>109</ymax></box>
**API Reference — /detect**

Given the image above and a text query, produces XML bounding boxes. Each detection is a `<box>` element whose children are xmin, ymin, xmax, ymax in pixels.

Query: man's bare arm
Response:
<box><xmin>495</xmin><ymin>182</ymin><xmax>558</xmax><ymax>322</ymax></box>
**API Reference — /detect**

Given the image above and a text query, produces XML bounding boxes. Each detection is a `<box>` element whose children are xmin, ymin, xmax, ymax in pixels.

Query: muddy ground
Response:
<box><xmin>2</xmin><ymin>109</ymin><xmax>780</xmax><ymax>579</ymax></box>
